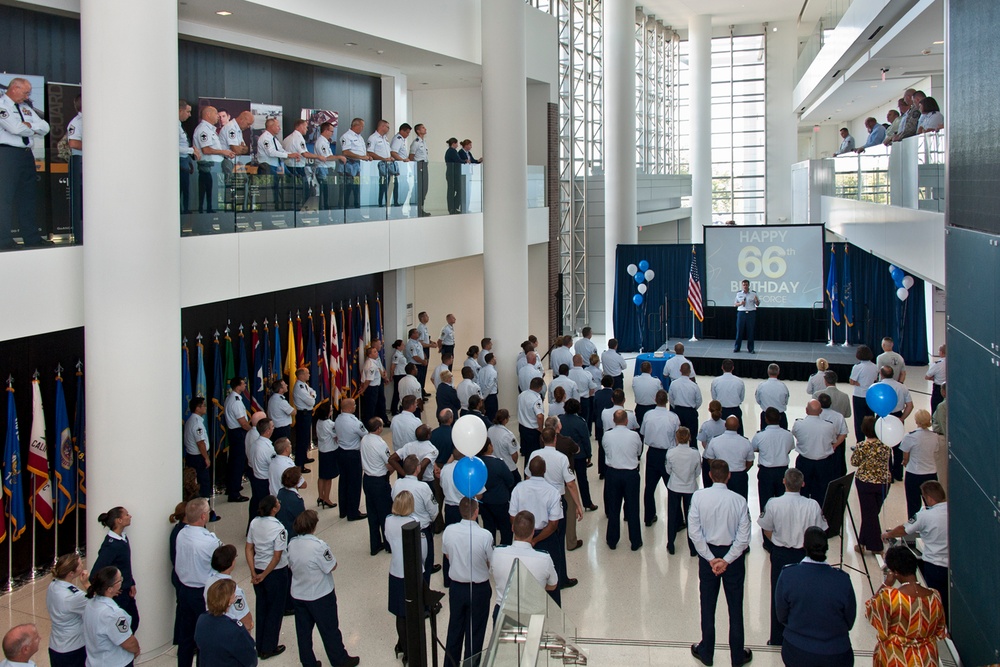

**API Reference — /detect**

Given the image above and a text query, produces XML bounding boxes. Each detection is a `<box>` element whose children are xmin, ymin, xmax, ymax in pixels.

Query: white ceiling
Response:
<box><xmin>637</xmin><ymin>0</ymin><xmax>803</xmax><ymax>29</ymax></box>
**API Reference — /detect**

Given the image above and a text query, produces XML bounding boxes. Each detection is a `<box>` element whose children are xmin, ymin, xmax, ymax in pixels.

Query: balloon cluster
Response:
<box><xmin>888</xmin><ymin>264</ymin><xmax>915</xmax><ymax>302</ymax></box>
<box><xmin>451</xmin><ymin>415</ymin><xmax>488</xmax><ymax>498</ymax></box>
<box><xmin>626</xmin><ymin>260</ymin><xmax>655</xmax><ymax>306</ymax></box>
<box><xmin>864</xmin><ymin>383</ymin><xmax>904</xmax><ymax>447</ymax></box>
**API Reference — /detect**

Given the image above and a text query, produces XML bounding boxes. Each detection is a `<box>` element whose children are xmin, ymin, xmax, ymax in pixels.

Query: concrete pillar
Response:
<box><xmin>689</xmin><ymin>14</ymin><xmax>713</xmax><ymax>235</ymax></box>
<box><xmin>482</xmin><ymin>0</ymin><xmax>529</xmax><ymax>415</ymax></box>
<box><xmin>82</xmin><ymin>0</ymin><xmax>182</xmax><ymax>655</ymax></box>
<box><xmin>604</xmin><ymin>0</ymin><xmax>639</xmax><ymax>337</ymax></box>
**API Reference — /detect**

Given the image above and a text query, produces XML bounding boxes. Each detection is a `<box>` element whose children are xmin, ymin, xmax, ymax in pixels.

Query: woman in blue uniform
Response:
<box><xmin>287</xmin><ymin>509</ymin><xmax>360</xmax><ymax>667</ymax></box>
<box><xmin>245</xmin><ymin>495</ymin><xmax>289</xmax><ymax>660</ymax></box>
<box><xmin>194</xmin><ymin>579</ymin><xmax>258</xmax><ymax>666</ymax></box>
<box><xmin>276</xmin><ymin>466</ymin><xmax>306</xmax><ymax>537</ymax></box>
<box><xmin>91</xmin><ymin>506</ymin><xmax>139</xmax><ymax>631</ymax></box>
<box><xmin>83</xmin><ymin>567</ymin><xmax>141</xmax><ymax>667</ymax></box>
<box><xmin>46</xmin><ymin>552</ymin><xmax>89</xmax><ymax>666</ymax></box>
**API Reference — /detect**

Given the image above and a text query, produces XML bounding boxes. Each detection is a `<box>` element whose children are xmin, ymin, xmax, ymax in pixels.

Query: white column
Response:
<box><xmin>689</xmin><ymin>14</ymin><xmax>713</xmax><ymax>235</ymax></box>
<box><xmin>82</xmin><ymin>0</ymin><xmax>181</xmax><ymax>656</ymax></box>
<box><xmin>604</xmin><ymin>0</ymin><xmax>639</xmax><ymax>337</ymax></box>
<box><xmin>482</xmin><ymin>0</ymin><xmax>528</xmax><ymax>415</ymax></box>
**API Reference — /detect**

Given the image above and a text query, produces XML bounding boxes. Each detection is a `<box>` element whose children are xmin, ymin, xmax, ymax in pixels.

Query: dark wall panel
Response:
<box><xmin>948</xmin><ymin>0</ymin><xmax>1000</xmax><ymax>235</ymax></box>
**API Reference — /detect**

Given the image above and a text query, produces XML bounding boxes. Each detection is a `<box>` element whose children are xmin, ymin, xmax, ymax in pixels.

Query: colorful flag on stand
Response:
<box><xmin>286</xmin><ymin>318</ymin><xmax>298</xmax><ymax>410</ymax></box>
<box><xmin>53</xmin><ymin>373</ymin><xmax>75</xmax><ymax>524</ymax></box>
<box><xmin>182</xmin><ymin>342</ymin><xmax>192</xmax><ymax>422</ymax></box>
<box><xmin>843</xmin><ymin>245</ymin><xmax>855</xmax><ymax>328</ymax></box>
<box><xmin>687</xmin><ymin>247</ymin><xmax>704</xmax><ymax>322</ymax></box>
<box><xmin>330</xmin><ymin>308</ymin><xmax>342</xmax><ymax>409</ymax></box>
<box><xmin>237</xmin><ymin>328</ymin><xmax>251</xmax><ymax>410</ymax></box>
<box><xmin>28</xmin><ymin>378</ymin><xmax>53</xmax><ymax>530</ymax></box>
<box><xmin>306</xmin><ymin>311</ymin><xmax>321</xmax><ymax>403</ymax></box>
<box><xmin>211</xmin><ymin>335</ymin><xmax>227</xmax><ymax>456</ymax></box>
<box><xmin>272</xmin><ymin>321</ymin><xmax>282</xmax><ymax>388</ymax></box>
<box><xmin>73</xmin><ymin>367</ymin><xmax>86</xmax><ymax>509</ymax></box>
<box><xmin>373</xmin><ymin>297</ymin><xmax>384</xmax><ymax>365</ymax></box>
<box><xmin>4</xmin><ymin>385</ymin><xmax>26</xmax><ymax>541</ymax></box>
<box><xmin>316</xmin><ymin>309</ymin><xmax>329</xmax><ymax>409</ymax></box>
<box><xmin>223</xmin><ymin>330</ymin><xmax>235</xmax><ymax>390</ymax></box>
<box><xmin>295</xmin><ymin>314</ymin><xmax>305</xmax><ymax>372</ymax></box>
<box><xmin>252</xmin><ymin>324</ymin><xmax>265</xmax><ymax>412</ymax></box>
<box><xmin>826</xmin><ymin>245</ymin><xmax>841</xmax><ymax>326</ymax></box>
<box><xmin>195</xmin><ymin>339</ymin><xmax>207</xmax><ymax>400</ymax></box>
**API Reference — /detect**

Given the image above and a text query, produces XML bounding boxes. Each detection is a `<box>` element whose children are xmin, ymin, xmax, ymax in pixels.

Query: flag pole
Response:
<box><xmin>53</xmin><ymin>365</ymin><xmax>62</xmax><ymax>564</ymax></box>
<box><xmin>689</xmin><ymin>312</ymin><xmax>698</xmax><ymax>342</ymax></box>
<box><xmin>5</xmin><ymin>375</ymin><xmax>11</xmax><ymax>592</ymax></box>
<box><xmin>74</xmin><ymin>362</ymin><xmax>81</xmax><ymax>553</ymax></box>
<box><xmin>29</xmin><ymin>370</ymin><xmax>38</xmax><ymax>580</ymax></box>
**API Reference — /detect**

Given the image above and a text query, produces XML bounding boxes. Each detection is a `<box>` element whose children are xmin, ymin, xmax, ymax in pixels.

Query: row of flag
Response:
<box><xmin>2</xmin><ymin>369</ymin><xmax>86</xmax><ymax>544</ymax></box>
<box><xmin>181</xmin><ymin>298</ymin><xmax>384</xmax><ymax>456</ymax></box>
<box><xmin>826</xmin><ymin>244</ymin><xmax>855</xmax><ymax>327</ymax></box>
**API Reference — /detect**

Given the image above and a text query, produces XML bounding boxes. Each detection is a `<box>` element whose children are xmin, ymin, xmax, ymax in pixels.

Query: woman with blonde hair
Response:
<box><xmin>806</xmin><ymin>358</ymin><xmax>829</xmax><ymax>395</ymax></box>
<box><xmin>194</xmin><ymin>579</ymin><xmax>258</xmax><ymax>666</ymax></box>
<box><xmin>46</xmin><ymin>552</ymin><xmax>89</xmax><ymax>666</ymax></box>
<box><xmin>899</xmin><ymin>409</ymin><xmax>942</xmax><ymax>518</ymax></box>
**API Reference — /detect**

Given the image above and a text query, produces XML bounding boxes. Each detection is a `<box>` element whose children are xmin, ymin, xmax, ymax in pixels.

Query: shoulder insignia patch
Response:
<box><xmin>323</xmin><ymin>549</ymin><xmax>333</xmax><ymax>561</ymax></box>
<box><xmin>0</xmin><ymin>109</ymin><xmax>8</xmax><ymax>119</ymax></box>
<box><xmin>116</xmin><ymin>617</ymin><xmax>130</xmax><ymax>633</ymax></box>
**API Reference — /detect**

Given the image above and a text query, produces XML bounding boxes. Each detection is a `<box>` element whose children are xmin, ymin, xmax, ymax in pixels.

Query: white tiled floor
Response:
<box><xmin>3</xmin><ymin>351</ymin><xmax>938</xmax><ymax>666</ymax></box>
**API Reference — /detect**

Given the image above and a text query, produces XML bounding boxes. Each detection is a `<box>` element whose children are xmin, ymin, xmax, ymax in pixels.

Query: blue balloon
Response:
<box><xmin>638</xmin><ymin>260</ymin><xmax>650</xmax><ymax>272</ymax></box>
<box><xmin>454</xmin><ymin>456</ymin><xmax>487</xmax><ymax>499</ymax></box>
<box><xmin>633</xmin><ymin>293</ymin><xmax>644</xmax><ymax>306</ymax></box>
<box><xmin>634</xmin><ymin>273</ymin><xmax>645</xmax><ymax>284</ymax></box>
<box><xmin>890</xmin><ymin>268</ymin><xmax>904</xmax><ymax>285</ymax></box>
<box><xmin>865</xmin><ymin>383</ymin><xmax>897</xmax><ymax>418</ymax></box>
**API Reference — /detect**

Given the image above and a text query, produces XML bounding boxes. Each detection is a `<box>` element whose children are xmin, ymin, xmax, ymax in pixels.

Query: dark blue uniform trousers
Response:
<box><xmin>574</xmin><ymin>457</ymin><xmax>593</xmax><ymax>508</ymax></box>
<box><xmin>605</xmin><ymin>467</ymin><xmax>642</xmax><ymax>550</ymax></box>
<box><xmin>696</xmin><ymin>545</ymin><xmax>746</xmax><ymax>667</ymax></box>
<box><xmin>720</xmin><ymin>406</ymin><xmax>744</xmax><ymax>436</ymax></box>
<box><xmin>253</xmin><ymin>566</ymin><xmax>288</xmax><ymax>655</ymax></box>
<box><xmin>48</xmin><ymin>646</ymin><xmax>87</xmax><ymax>667</ymax></box>
<box><xmin>728</xmin><ymin>470</ymin><xmax>750</xmax><ymax>500</ymax></box>
<box><xmin>336</xmin><ymin>449</ymin><xmax>364</xmax><ymax>519</ymax></box>
<box><xmin>294</xmin><ymin>410</ymin><xmax>312</xmax><ymax>468</ymax></box>
<box><xmin>445</xmin><ymin>581</ymin><xmax>491</xmax><ymax>667</ymax></box>
<box><xmin>363</xmin><ymin>474</ymin><xmax>392</xmax><ymax>554</ymax></box>
<box><xmin>293</xmin><ymin>589</ymin><xmax>352</xmax><ymax>667</ymax></box>
<box><xmin>643</xmin><ymin>447</ymin><xmax>669</xmax><ymax>523</ymax></box>
<box><xmin>226</xmin><ymin>427</ymin><xmax>247</xmax><ymax>500</ymax></box>
<box><xmin>757</xmin><ymin>465</ymin><xmax>787</xmax><ymax>551</ymax></box>
<box><xmin>797</xmin><ymin>455</ymin><xmax>835</xmax><ymax>504</ymax></box>
<box><xmin>248</xmin><ymin>474</ymin><xmax>269</xmax><ymax>529</ymax></box>
<box><xmin>480</xmin><ymin>501</ymin><xmax>513</xmax><ymax>546</ymax></box>
<box><xmin>175</xmin><ymin>584</ymin><xmax>205</xmax><ymax>667</ymax></box>
<box><xmin>768</xmin><ymin>545</ymin><xmax>805</xmax><ymax>644</ymax></box>
<box><xmin>667</xmin><ymin>489</ymin><xmax>696</xmax><ymax>555</ymax></box>
<box><xmin>442</xmin><ymin>503</ymin><xmax>462</xmax><ymax>587</ymax></box>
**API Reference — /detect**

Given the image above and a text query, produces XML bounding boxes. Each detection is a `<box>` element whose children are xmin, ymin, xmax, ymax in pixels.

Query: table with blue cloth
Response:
<box><xmin>632</xmin><ymin>352</ymin><xmax>675</xmax><ymax>377</ymax></box>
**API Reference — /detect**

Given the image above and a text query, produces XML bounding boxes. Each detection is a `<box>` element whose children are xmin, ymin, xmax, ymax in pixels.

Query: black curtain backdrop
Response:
<box><xmin>0</xmin><ymin>328</ymin><xmax>85</xmax><ymax>588</ymax></box>
<box><xmin>613</xmin><ymin>242</ymin><xmax>928</xmax><ymax>366</ymax></box>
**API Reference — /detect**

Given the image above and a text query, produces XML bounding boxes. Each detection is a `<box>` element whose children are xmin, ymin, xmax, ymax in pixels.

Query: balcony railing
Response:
<box><xmin>831</xmin><ymin>131</ymin><xmax>945</xmax><ymax>211</ymax></box>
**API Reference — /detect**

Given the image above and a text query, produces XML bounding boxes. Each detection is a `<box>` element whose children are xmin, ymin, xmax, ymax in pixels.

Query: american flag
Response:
<box><xmin>687</xmin><ymin>247</ymin><xmax>704</xmax><ymax>322</ymax></box>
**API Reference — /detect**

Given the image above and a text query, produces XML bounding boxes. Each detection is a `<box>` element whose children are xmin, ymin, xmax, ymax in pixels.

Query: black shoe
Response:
<box><xmin>560</xmin><ymin>578</ymin><xmax>578</xmax><ymax>589</ymax></box>
<box><xmin>228</xmin><ymin>495</ymin><xmax>250</xmax><ymax>503</ymax></box>
<box><xmin>645</xmin><ymin>516</ymin><xmax>657</xmax><ymax>527</ymax></box>
<box><xmin>347</xmin><ymin>513</ymin><xmax>368</xmax><ymax>521</ymax></box>
<box><xmin>691</xmin><ymin>644</ymin><xmax>712</xmax><ymax>666</ymax></box>
<box><xmin>585</xmin><ymin>505</ymin><xmax>599</xmax><ymax>512</ymax></box>
<box><xmin>631</xmin><ymin>543</ymin><xmax>643</xmax><ymax>551</ymax></box>
<box><xmin>733</xmin><ymin>349</ymin><xmax>740</xmax><ymax>353</ymax></box>
<box><xmin>318</xmin><ymin>499</ymin><xmax>338</xmax><ymax>509</ymax></box>
<box><xmin>305</xmin><ymin>457</ymin><xmax>315</xmax><ymax>464</ymax></box>
<box><xmin>259</xmin><ymin>645</ymin><xmax>286</xmax><ymax>660</ymax></box>
<box><xmin>667</xmin><ymin>544</ymin><xmax>675</xmax><ymax>555</ymax></box>
<box><xmin>300</xmin><ymin>467</ymin><xmax>312</xmax><ymax>474</ymax></box>
<box><xmin>735</xmin><ymin>649</ymin><xmax>753</xmax><ymax>666</ymax></box>
<box><xmin>431</xmin><ymin>564</ymin><xmax>442</xmax><ymax>573</ymax></box>
<box><xmin>209</xmin><ymin>513</ymin><xmax>222</xmax><ymax>522</ymax></box>
<box><xmin>766</xmin><ymin>640</ymin><xmax>782</xmax><ymax>647</ymax></box>
<box><xmin>607</xmin><ymin>543</ymin><xmax>617</xmax><ymax>550</ymax></box>
<box><xmin>336</xmin><ymin>657</ymin><xmax>360</xmax><ymax>667</ymax></box>
<box><xmin>567</xmin><ymin>539</ymin><xmax>583</xmax><ymax>551</ymax></box>
<box><xmin>283</xmin><ymin>608</ymin><xmax>295</xmax><ymax>616</ymax></box>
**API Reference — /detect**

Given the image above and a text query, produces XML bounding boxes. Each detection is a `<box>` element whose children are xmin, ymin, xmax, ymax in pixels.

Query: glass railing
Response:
<box><xmin>476</xmin><ymin>560</ymin><xmax>587</xmax><ymax>666</ymax></box>
<box><xmin>832</xmin><ymin>147</ymin><xmax>891</xmax><ymax>204</ymax></box>
<box><xmin>527</xmin><ymin>165</ymin><xmax>546</xmax><ymax>208</ymax></box>
<box><xmin>829</xmin><ymin>131</ymin><xmax>946</xmax><ymax>211</ymax></box>
<box><xmin>916</xmin><ymin>131</ymin><xmax>945</xmax><ymax>212</ymax></box>
<box><xmin>794</xmin><ymin>0</ymin><xmax>855</xmax><ymax>85</ymax></box>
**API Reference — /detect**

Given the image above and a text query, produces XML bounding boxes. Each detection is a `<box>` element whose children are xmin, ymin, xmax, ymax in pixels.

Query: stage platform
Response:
<box><xmin>656</xmin><ymin>338</ymin><xmax>858</xmax><ymax>382</ymax></box>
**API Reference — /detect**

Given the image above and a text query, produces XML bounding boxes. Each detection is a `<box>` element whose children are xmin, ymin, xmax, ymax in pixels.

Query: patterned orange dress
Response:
<box><xmin>865</xmin><ymin>584</ymin><xmax>947</xmax><ymax>666</ymax></box>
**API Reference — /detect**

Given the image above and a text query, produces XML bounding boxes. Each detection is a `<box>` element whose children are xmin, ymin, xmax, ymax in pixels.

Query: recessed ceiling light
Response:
<box><xmin>216</xmin><ymin>10</ymin><xmax>232</xmax><ymax>16</ymax></box>
<box><xmin>933</xmin><ymin>40</ymin><xmax>944</xmax><ymax>45</ymax></box>
<box><xmin>870</xmin><ymin>84</ymin><xmax>878</xmax><ymax>88</ymax></box>
<box><xmin>835</xmin><ymin>108</ymin><xmax>842</xmax><ymax>112</ymax></box>
<box><xmin>345</xmin><ymin>42</ymin><xmax>357</xmax><ymax>47</ymax></box>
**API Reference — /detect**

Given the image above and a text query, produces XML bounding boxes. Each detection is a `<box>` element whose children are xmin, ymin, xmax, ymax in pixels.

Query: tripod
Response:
<box><xmin>822</xmin><ymin>472</ymin><xmax>875</xmax><ymax>595</ymax></box>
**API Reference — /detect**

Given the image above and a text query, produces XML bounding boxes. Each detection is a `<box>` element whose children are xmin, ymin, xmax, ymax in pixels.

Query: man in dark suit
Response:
<box><xmin>478</xmin><ymin>440</ymin><xmax>516</xmax><ymax>545</ymax></box>
<box><xmin>444</xmin><ymin>137</ymin><xmax>462</xmax><ymax>213</ymax></box>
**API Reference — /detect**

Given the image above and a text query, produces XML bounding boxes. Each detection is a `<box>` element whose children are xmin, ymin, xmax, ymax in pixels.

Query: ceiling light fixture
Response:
<box><xmin>216</xmin><ymin>10</ymin><xmax>232</xmax><ymax>15</ymax></box>
<box><xmin>933</xmin><ymin>40</ymin><xmax>944</xmax><ymax>45</ymax></box>
<box><xmin>345</xmin><ymin>42</ymin><xmax>358</xmax><ymax>47</ymax></box>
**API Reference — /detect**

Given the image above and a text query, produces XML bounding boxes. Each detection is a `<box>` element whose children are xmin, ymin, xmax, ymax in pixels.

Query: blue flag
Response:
<box><xmin>182</xmin><ymin>343</ymin><xmax>193</xmax><ymax>423</ymax></box>
<box><xmin>237</xmin><ymin>329</ymin><xmax>251</xmax><ymax>411</ymax></box>
<box><xmin>843</xmin><ymin>245</ymin><xmax>855</xmax><ymax>328</ymax></box>
<box><xmin>53</xmin><ymin>375</ymin><xmax>75</xmax><ymax>524</ymax></box>
<box><xmin>272</xmin><ymin>322</ymin><xmax>282</xmax><ymax>387</ymax></box>
<box><xmin>73</xmin><ymin>369</ymin><xmax>86</xmax><ymax>509</ymax></box>
<box><xmin>306</xmin><ymin>313</ymin><xmax>321</xmax><ymax>399</ymax></box>
<box><xmin>211</xmin><ymin>336</ymin><xmax>227</xmax><ymax>456</ymax></box>
<box><xmin>373</xmin><ymin>297</ymin><xmax>385</xmax><ymax>365</ymax></box>
<box><xmin>4</xmin><ymin>387</ymin><xmax>26</xmax><ymax>541</ymax></box>
<box><xmin>826</xmin><ymin>245</ymin><xmax>841</xmax><ymax>326</ymax></box>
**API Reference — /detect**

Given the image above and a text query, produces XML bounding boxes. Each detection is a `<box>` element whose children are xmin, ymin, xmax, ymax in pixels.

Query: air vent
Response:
<box><xmin>868</xmin><ymin>25</ymin><xmax>884</xmax><ymax>40</ymax></box>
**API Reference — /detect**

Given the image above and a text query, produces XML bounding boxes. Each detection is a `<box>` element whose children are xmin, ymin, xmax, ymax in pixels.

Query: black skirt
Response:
<box><xmin>388</xmin><ymin>574</ymin><xmax>407</xmax><ymax>617</ymax></box>
<box><xmin>319</xmin><ymin>450</ymin><xmax>340</xmax><ymax>480</ymax></box>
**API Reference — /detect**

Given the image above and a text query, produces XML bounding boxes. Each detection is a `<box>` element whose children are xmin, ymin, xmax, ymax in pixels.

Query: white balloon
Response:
<box><xmin>452</xmin><ymin>414</ymin><xmax>488</xmax><ymax>457</ymax></box>
<box><xmin>888</xmin><ymin>264</ymin><xmax>898</xmax><ymax>274</ymax></box>
<box><xmin>626</xmin><ymin>264</ymin><xmax>638</xmax><ymax>276</ymax></box>
<box><xmin>896</xmin><ymin>287</ymin><xmax>909</xmax><ymax>301</ymax></box>
<box><xmin>901</xmin><ymin>275</ymin><xmax>914</xmax><ymax>289</ymax></box>
<box><xmin>875</xmin><ymin>415</ymin><xmax>905</xmax><ymax>447</ymax></box>
<box><xmin>644</xmin><ymin>269</ymin><xmax>655</xmax><ymax>281</ymax></box>
<box><xmin>637</xmin><ymin>284</ymin><xmax>647</xmax><ymax>294</ymax></box>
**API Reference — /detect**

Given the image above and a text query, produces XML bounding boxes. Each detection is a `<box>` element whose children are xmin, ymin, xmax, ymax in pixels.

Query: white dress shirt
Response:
<box><xmin>246</xmin><ymin>516</ymin><xmax>288</xmax><ymax>570</ymax></box>
<box><xmin>175</xmin><ymin>525</ymin><xmax>223</xmax><ymax>587</ymax></box>
<box><xmin>526</xmin><ymin>446</ymin><xmax>575</xmax><ymax>495</ymax></box>
<box><xmin>752</xmin><ymin>425</ymin><xmax>795</xmax><ymax>468</ymax></box>
<box><xmin>442</xmin><ymin>520</ymin><xmax>493</xmax><ymax>583</ymax></box>
<box><xmin>688</xmin><ymin>484</ymin><xmax>751</xmax><ymax>563</ymax></box>
<box><xmin>703</xmin><ymin>431</ymin><xmax>754</xmax><ymax>472</ymax></box>
<box><xmin>631</xmin><ymin>373</ymin><xmax>663</xmax><ymax>405</ymax></box>
<box><xmin>755</xmin><ymin>378</ymin><xmax>790</xmax><ymax>412</ymax></box>
<box><xmin>361</xmin><ymin>433</ymin><xmax>391</xmax><ymax>476</ymax></box>
<box><xmin>640</xmin><ymin>407</ymin><xmax>681</xmax><ymax>450</ymax></box>
<box><xmin>391</xmin><ymin>476</ymin><xmax>438</xmax><ymax>529</ymax></box>
<box><xmin>517</xmin><ymin>390</ymin><xmax>544</xmax><ymax>430</ymax></box>
<box><xmin>899</xmin><ymin>429</ymin><xmax>941</xmax><ymax>475</ymax></box>
<box><xmin>711</xmin><ymin>373</ymin><xmax>745</xmax><ymax>408</ymax></box>
<box><xmin>334</xmin><ymin>413</ymin><xmax>367</xmax><ymax>450</ymax></box>
<box><xmin>601</xmin><ymin>350</ymin><xmax>627</xmax><ymax>377</ymax></box>
<box><xmin>488</xmin><ymin>425</ymin><xmax>519</xmax><ymax>472</ymax></box>
<box><xmin>792</xmin><ymin>415</ymin><xmax>838</xmax><ymax>461</ymax></box>
<box><xmin>602</xmin><ymin>426</ymin><xmax>643</xmax><ymax>470</ymax></box>
<box><xmin>668</xmin><ymin>377</ymin><xmax>703</xmax><ymax>409</ymax></box>
<box><xmin>665</xmin><ymin>445</ymin><xmax>702</xmax><ymax>493</ymax></box>
<box><xmin>663</xmin><ymin>354</ymin><xmax>696</xmax><ymax>381</ymax></box>
<box><xmin>757</xmin><ymin>491</ymin><xmax>827</xmax><ymax>548</ymax></box>
<box><xmin>491</xmin><ymin>541</ymin><xmax>557</xmax><ymax>608</ymax></box>
<box><xmin>509</xmin><ymin>478</ymin><xmax>563</xmax><ymax>529</ymax></box>
<box><xmin>287</xmin><ymin>534</ymin><xmax>336</xmax><ymax>601</ymax></box>
<box><xmin>394</xmin><ymin>440</ymin><xmax>439</xmax><ymax>482</ymax></box>
<box><xmin>391</xmin><ymin>411</ymin><xmax>422</xmax><ymax>450</ymax></box>
<box><xmin>904</xmin><ymin>502</ymin><xmax>948</xmax><ymax>567</ymax></box>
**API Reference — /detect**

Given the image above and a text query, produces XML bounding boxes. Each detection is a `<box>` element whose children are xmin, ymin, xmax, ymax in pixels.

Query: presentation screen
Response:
<box><xmin>704</xmin><ymin>224</ymin><xmax>824</xmax><ymax>308</ymax></box>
